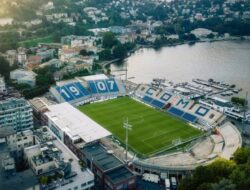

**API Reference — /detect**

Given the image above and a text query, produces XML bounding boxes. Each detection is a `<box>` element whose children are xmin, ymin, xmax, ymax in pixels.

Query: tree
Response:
<box><xmin>233</xmin><ymin>147</ymin><xmax>250</xmax><ymax>165</ymax></box>
<box><xmin>230</xmin><ymin>165</ymin><xmax>250</xmax><ymax>190</ymax></box>
<box><xmin>113</xmin><ymin>43</ymin><xmax>127</xmax><ymax>59</ymax></box>
<box><xmin>102</xmin><ymin>32</ymin><xmax>118</xmax><ymax>48</ymax></box>
<box><xmin>211</xmin><ymin>179</ymin><xmax>236</xmax><ymax>190</ymax></box>
<box><xmin>98</xmin><ymin>49</ymin><xmax>112</xmax><ymax>60</ymax></box>
<box><xmin>0</xmin><ymin>56</ymin><xmax>10</xmax><ymax>79</ymax></box>
<box><xmin>178</xmin><ymin>148</ymin><xmax>250</xmax><ymax>190</ymax></box>
<box><xmin>231</xmin><ymin>97</ymin><xmax>246</xmax><ymax>106</ymax></box>
<box><xmin>178</xmin><ymin>159</ymin><xmax>235</xmax><ymax>190</ymax></box>
<box><xmin>79</xmin><ymin>49</ymin><xmax>88</xmax><ymax>56</ymax></box>
<box><xmin>36</xmin><ymin>74</ymin><xmax>54</xmax><ymax>86</ymax></box>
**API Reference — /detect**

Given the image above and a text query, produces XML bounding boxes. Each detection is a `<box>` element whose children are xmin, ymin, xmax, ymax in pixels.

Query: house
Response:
<box><xmin>59</xmin><ymin>47</ymin><xmax>80</xmax><ymax>62</ymax></box>
<box><xmin>10</xmin><ymin>69</ymin><xmax>37</xmax><ymax>87</ymax></box>
<box><xmin>5</xmin><ymin>50</ymin><xmax>17</xmax><ymax>66</ymax></box>
<box><xmin>25</xmin><ymin>55</ymin><xmax>42</xmax><ymax>70</ymax></box>
<box><xmin>191</xmin><ymin>28</ymin><xmax>216</xmax><ymax>38</ymax></box>
<box><xmin>17</xmin><ymin>51</ymin><xmax>27</xmax><ymax>65</ymax></box>
<box><xmin>39</xmin><ymin>59</ymin><xmax>63</xmax><ymax>69</ymax></box>
<box><xmin>36</xmin><ymin>48</ymin><xmax>55</xmax><ymax>61</ymax></box>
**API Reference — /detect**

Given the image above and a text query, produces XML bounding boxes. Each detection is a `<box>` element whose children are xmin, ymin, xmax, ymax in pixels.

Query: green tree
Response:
<box><xmin>102</xmin><ymin>32</ymin><xmax>118</xmax><ymax>48</ymax></box>
<box><xmin>79</xmin><ymin>49</ymin><xmax>88</xmax><ymax>56</ymax></box>
<box><xmin>211</xmin><ymin>179</ymin><xmax>236</xmax><ymax>190</ymax></box>
<box><xmin>113</xmin><ymin>43</ymin><xmax>127</xmax><ymax>59</ymax></box>
<box><xmin>178</xmin><ymin>159</ymin><xmax>235</xmax><ymax>190</ymax></box>
<box><xmin>98</xmin><ymin>49</ymin><xmax>112</xmax><ymax>60</ymax></box>
<box><xmin>0</xmin><ymin>56</ymin><xmax>10</xmax><ymax>79</ymax></box>
<box><xmin>233</xmin><ymin>148</ymin><xmax>250</xmax><ymax>165</ymax></box>
<box><xmin>231</xmin><ymin>97</ymin><xmax>246</xmax><ymax>106</ymax></box>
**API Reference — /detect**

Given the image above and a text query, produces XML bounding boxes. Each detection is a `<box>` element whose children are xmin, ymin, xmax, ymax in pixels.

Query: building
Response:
<box><xmin>36</xmin><ymin>49</ymin><xmax>55</xmax><ymax>61</ymax></box>
<box><xmin>80</xmin><ymin>143</ymin><xmax>136</xmax><ymax>190</ymax></box>
<box><xmin>26</xmin><ymin>55</ymin><xmax>42</xmax><ymax>70</ymax></box>
<box><xmin>29</xmin><ymin>97</ymin><xmax>53</xmax><ymax>125</ymax></box>
<box><xmin>39</xmin><ymin>59</ymin><xmax>63</xmax><ymax>69</ymax></box>
<box><xmin>45</xmin><ymin>102</ymin><xmax>111</xmax><ymax>143</ymax></box>
<box><xmin>6</xmin><ymin>130</ymin><xmax>34</xmax><ymax>152</ymax></box>
<box><xmin>10</xmin><ymin>69</ymin><xmax>37</xmax><ymax>87</ymax></box>
<box><xmin>190</xmin><ymin>28</ymin><xmax>215</xmax><ymax>38</ymax></box>
<box><xmin>0</xmin><ymin>98</ymin><xmax>33</xmax><ymax>132</ymax></box>
<box><xmin>17</xmin><ymin>51</ymin><xmax>27</xmax><ymax>65</ymax></box>
<box><xmin>0</xmin><ymin>137</ymin><xmax>39</xmax><ymax>189</ymax></box>
<box><xmin>199</xmin><ymin>97</ymin><xmax>234</xmax><ymax>113</ymax></box>
<box><xmin>59</xmin><ymin>47</ymin><xmax>80</xmax><ymax>62</ymax></box>
<box><xmin>5</xmin><ymin>50</ymin><xmax>17</xmax><ymax>66</ymax></box>
<box><xmin>1</xmin><ymin>154</ymin><xmax>16</xmax><ymax>176</ymax></box>
<box><xmin>43</xmin><ymin>103</ymin><xmax>135</xmax><ymax>190</ymax></box>
<box><xmin>0</xmin><ymin>75</ymin><xmax>6</xmax><ymax>93</ymax></box>
<box><xmin>24</xmin><ymin>126</ymin><xmax>94</xmax><ymax>190</ymax></box>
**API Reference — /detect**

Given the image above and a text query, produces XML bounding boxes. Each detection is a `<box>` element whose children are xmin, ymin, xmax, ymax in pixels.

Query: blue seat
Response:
<box><xmin>143</xmin><ymin>96</ymin><xmax>153</xmax><ymax>104</ymax></box>
<box><xmin>151</xmin><ymin>99</ymin><xmax>165</xmax><ymax>108</ymax></box>
<box><xmin>95</xmin><ymin>80</ymin><xmax>109</xmax><ymax>93</ymax></box>
<box><xmin>88</xmin><ymin>81</ymin><xmax>98</xmax><ymax>94</ymax></box>
<box><xmin>55</xmin><ymin>86</ymin><xmax>75</xmax><ymax>102</ymax></box>
<box><xmin>105</xmin><ymin>79</ymin><xmax>119</xmax><ymax>92</ymax></box>
<box><xmin>74</xmin><ymin>82</ymin><xmax>90</xmax><ymax>96</ymax></box>
<box><xmin>168</xmin><ymin>107</ymin><xmax>184</xmax><ymax>117</ymax></box>
<box><xmin>182</xmin><ymin>113</ymin><xmax>197</xmax><ymax>123</ymax></box>
<box><xmin>65</xmin><ymin>83</ymin><xmax>85</xmax><ymax>99</ymax></box>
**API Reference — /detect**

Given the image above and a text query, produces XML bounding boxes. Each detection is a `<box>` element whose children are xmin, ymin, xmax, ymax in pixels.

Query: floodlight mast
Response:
<box><xmin>123</xmin><ymin>118</ymin><xmax>132</xmax><ymax>163</ymax></box>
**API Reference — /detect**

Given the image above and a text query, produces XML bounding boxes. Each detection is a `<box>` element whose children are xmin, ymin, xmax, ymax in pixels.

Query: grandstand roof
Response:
<box><xmin>81</xmin><ymin>74</ymin><xmax>108</xmax><ymax>81</ymax></box>
<box><xmin>56</xmin><ymin>79</ymin><xmax>78</xmax><ymax>86</ymax></box>
<box><xmin>45</xmin><ymin>103</ymin><xmax>111</xmax><ymax>143</ymax></box>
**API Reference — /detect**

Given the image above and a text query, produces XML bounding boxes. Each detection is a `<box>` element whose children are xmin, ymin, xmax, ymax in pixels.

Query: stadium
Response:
<box><xmin>49</xmin><ymin>74</ymin><xmax>242</xmax><ymax>177</ymax></box>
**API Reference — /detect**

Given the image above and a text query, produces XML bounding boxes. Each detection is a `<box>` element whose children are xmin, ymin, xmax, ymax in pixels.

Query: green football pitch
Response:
<box><xmin>78</xmin><ymin>97</ymin><xmax>202</xmax><ymax>156</ymax></box>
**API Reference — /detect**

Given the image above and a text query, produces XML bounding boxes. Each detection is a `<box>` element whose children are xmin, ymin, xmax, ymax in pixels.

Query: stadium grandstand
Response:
<box><xmin>134</xmin><ymin>84</ymin><xmax>225</xmax><ymax>130</ymax></box>
<box><xmin>50</xmin><ymin>74</ymin><xmax>126</xmax><ymax>106</ymax></box>
<box><xmin>132</xmin><ymin>121</ymin><xmax>242</xmax><ymax>175</ymax></box>
<box><xmin>46</xmin><ymin>75</ymin><xmax>243</xmax><ymax>178</ymax></box>
<box><xmin>45</xmin><ymin>102</ymin><xmax>111</xmax><ymax>144</ymax></box>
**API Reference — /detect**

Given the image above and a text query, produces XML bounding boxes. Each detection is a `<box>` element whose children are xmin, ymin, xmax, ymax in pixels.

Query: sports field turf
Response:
<box><xmin>78</xmin><ymin>97</ymin><xmax>202</xmax><ymax>156</ymax></box>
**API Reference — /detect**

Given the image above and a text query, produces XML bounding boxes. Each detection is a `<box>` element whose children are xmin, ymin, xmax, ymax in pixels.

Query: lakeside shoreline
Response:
<box><xmin>105</xmin><ymin>37</ymin><xmax>249</xmax><ymax>67</ymax></box>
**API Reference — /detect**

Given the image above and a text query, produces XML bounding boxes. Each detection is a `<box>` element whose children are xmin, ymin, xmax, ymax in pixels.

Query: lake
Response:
<box><xmin>111</xmin><ymin>40</ymin><xmax>250</xmax><ymax>102</ymax></box>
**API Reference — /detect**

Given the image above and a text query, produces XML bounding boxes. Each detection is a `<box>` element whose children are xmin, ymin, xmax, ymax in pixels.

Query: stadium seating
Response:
<box><xmin>143</xmin><ymin>96</ymin><xmax>153</xmax><ymax>104</ymax></box>
<box><xmin>176</xmin><ymin>99</ymin><xmax>190</xmax><ymax>109</ymax></box>
<box><xmin>151</xmin><ymin>99</ymin><xmax>165</xmax><ymax>109</ymax></box>
<box><xmin>134</xmin><ymin>84</ymin><xmax>224</xmax><ymax>126</ymax></box>
<box><xmin>182</xmin><ymin>113</ymin><xmax>197</xmax><ymax>123</ymax></box>
<box><xmin>105</xmin><ymin>79</ymin><xmax>119</xmax><ymax>93</ymax></box>
<box><xmin>55</xmin><ymin>82</ymin><xmax>89</xmax><ymax>102</ymax></box>
<box><xmin>159</xmin><ymin>92</ymin><xmax>172</xmax><ymax>103</ymax></box>
<box><xmin>88</xmin><ymin>79</ymin><xmax>119</xmax><ymax>94</ymax></box>
<box><xmin>146</xmin><ymin>88</ymin><xmax>157</xmax><ymax>96</ymax></box>
<box><xmin>51</xmin><ymin>77</ymin><xmax>125</xmax><ymax>105</ymax></box>
<box><xmin>88</xmin><ymin>81</ymin><xmax>98</xmax><ymax>94</ymax></box>
<box><xmin>75</xmin><ymin>82</ymin><xmax>90</xmax><ymax>96</ymax></box>
<box><xmin>168</xmin><ymin>107</ymin><xmax>184</xmax><ymax>117</ymax></box>
<box><xmin>195</xmin><ymin>106</ymin><xmax>210</xmax><ymax>117</ymax></box>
